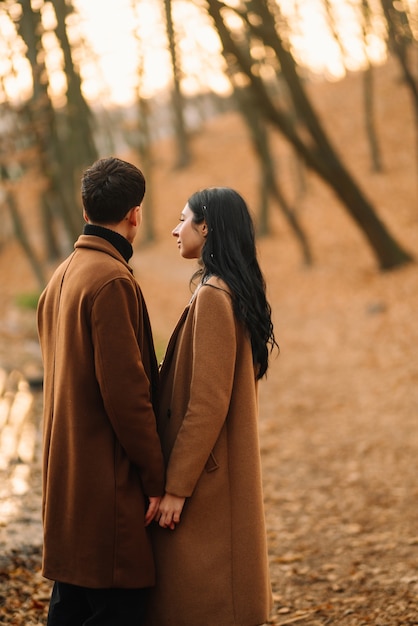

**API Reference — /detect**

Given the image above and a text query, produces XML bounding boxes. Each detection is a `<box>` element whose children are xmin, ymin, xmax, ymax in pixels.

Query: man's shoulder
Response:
<box><xmin>44</xmin><ymin>245</ymin><xmax>135</xmax><ymax>301</ymax></box>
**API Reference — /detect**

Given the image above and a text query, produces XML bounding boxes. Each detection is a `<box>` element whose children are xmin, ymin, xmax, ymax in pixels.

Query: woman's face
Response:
<box><xmin>172</xmin><ymin>204</ymin><xmax>206</xmax><ymax>259</ymax></box>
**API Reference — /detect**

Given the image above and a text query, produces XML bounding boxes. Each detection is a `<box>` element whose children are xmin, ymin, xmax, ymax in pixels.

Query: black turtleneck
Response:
<box><xmin>83</xmin><ymin>224</ymin><xmax>133</xmax><ymax>262</ymax></box>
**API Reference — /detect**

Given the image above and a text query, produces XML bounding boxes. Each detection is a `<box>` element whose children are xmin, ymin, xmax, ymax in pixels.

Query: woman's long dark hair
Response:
<box><xmin>188</xmin><ymin>187</ymin><xmax>278</xmax><ymax>379</ymax></box>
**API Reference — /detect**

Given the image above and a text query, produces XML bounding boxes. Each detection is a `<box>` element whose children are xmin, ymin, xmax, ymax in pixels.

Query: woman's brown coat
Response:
<box><xmin>37</xmin><ymin>235</ymin><xmax>164</xmax><ymax>589</ymax></box>
<box><xmin>147</xmin><ymin>277</ymin><xmax>272</xmax><ymax>626</ymax></box>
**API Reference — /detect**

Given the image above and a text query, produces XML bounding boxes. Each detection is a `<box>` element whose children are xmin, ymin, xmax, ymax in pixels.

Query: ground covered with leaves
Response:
<box><xmin>1</xmin><ymin>59</ymin><xmax>417</xmax><ymax>624</ymax></box>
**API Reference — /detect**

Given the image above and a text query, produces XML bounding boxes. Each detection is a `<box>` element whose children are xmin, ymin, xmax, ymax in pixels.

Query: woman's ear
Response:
<box><xmin>202</xmin><ymin>222</ymin><xmax>208</xmax><ymax>237</ymax></box>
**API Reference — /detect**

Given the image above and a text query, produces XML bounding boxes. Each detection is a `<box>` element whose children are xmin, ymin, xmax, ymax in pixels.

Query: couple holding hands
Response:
<box><xmin>37</xmin><ymin>156</ymin><xmax>278</xmax><ymax>626</ymax></box>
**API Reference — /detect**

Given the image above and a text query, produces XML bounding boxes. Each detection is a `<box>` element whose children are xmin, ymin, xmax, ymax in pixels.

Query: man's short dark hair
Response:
<box><xmin>81</xmin><ymin>157</ymin><xmax>146</xmax><ymax>224</ymax></box>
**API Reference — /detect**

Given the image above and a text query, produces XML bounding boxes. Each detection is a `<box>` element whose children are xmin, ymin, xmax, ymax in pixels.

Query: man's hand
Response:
<box><xmin>158</xmin><ymin>493</ymin><xmax>186</xmax><ymax>530</ymax></box>
<box><xmin>145</xmin><ymin>496</ymin><xmax>162</xmax><ymax>527</ymax></box>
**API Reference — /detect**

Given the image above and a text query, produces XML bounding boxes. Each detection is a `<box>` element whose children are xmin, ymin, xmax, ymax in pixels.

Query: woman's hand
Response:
<box><xmin>158</xmin><ymin>493</ymin><xmax>186</xmax><ymax>530</ymax></box>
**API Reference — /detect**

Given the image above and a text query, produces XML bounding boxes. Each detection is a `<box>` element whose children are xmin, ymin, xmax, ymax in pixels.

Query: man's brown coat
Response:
<box><xmin>37</xmin><ymin>235</ymin><xmax>164</xmax><ymax>589</ymax></box>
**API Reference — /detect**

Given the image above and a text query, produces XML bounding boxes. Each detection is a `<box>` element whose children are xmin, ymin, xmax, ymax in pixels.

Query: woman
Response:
<box><xmin>148</xmin><ymin>187</ymin><xmax>278</xmax><ymax>626</ymax></box>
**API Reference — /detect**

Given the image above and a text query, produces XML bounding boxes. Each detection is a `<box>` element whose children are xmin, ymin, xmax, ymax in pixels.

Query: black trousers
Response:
<box><xmin>47</xmin><ymin>580</ymin><xmax>150</xmax><ymax>626</ymax></box>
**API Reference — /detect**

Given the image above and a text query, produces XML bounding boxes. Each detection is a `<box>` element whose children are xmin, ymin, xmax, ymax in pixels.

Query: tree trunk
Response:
<box><xmin>163</xmin><ymin>0</ymin><xmax>191</xmax><ymax>168</ymax></box>
<box><xmin>234</xmin><ymin>86</ymin><xmax>312</xmax><ymax>264</ymax></box>
<box><xmin>360</xmin><ymin>0</ymin><xmax>384</xmax><ymax>172</ymax></box>
<box><xmin>130</xmin><ymin>0</ymin><xmax>156</xmax><ymax>242</ymax></box>
<box><xmin>137</xmin><ymin>96</ymin><xmax>156</xmax><ymax>243</ymax></box>
<box><xmin>50</xmin><ymin>0</ymin><xmax>98</xmax><ymax>168</ymax></box>
<box><xmin>16</xmin><ymin>0</ymin><xmax>81</xmax><ymax>245</ymax></box>
<box><xmin>380</xmin><ymin>0</ymin><xmax>418</xmax><ymax>175</ymax></box>
<box><xmin>7</xmin><ymin>188</ymin><xmax>46</xmax><ymax>288</ymax></box>
<box><xmin>363</xmin><ymin>64</ymin><xmax>383</xmax><ymax>172</ymax></box>
<box><xmin>50</xmin><ymin>0</ymin><xmax>97</xmax><ymax>238</ymax></box>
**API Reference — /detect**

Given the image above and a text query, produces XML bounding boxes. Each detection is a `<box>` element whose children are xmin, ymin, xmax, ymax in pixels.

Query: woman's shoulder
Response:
<box><xmin>193</xmin><ymin>276</ymin><xmax>235</xmax><ymax>323</ymax></box>
<box><xmin>202</xmin><ymin>275</ymin><xmax>231</xmax><ymax>295</ymax></box>
<box><xmin>193</xmin><ymin>276</ymin><xmax>232</xmax><ymax>309</ymax></box>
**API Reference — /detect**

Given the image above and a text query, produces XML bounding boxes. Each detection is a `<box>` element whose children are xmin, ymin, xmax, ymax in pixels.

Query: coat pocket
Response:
<box><xmin>205</xmin><ymin>452</ymin><xmax>219</xmax><ymax>473</ymax></box>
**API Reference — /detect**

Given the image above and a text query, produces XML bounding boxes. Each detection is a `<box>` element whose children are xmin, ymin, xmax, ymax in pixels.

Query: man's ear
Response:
<box><xmin>127</xmin><ymin>205</ymin><xmax>140</xmax><ymax>226</ymax></box>
<box><xmin>83</xmin><ymin>210</ymin><xmax>89</xmax><ymax>223</ymax></box>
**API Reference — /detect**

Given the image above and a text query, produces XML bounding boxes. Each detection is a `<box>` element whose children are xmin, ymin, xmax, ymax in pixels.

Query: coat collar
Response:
<box><xmin>74</xmin><ymin>235</ymin><xmax>134</xmax><ymax>274</ymax></box>
<box><xmin>159</xmin><ymin>277</ymin><xmax>232</xmax><ymax>377</ymax></box>
<box><xmin>83</xmin><ymin>223</ymin><xmax>133</xmax><ymax>261</ymax></box>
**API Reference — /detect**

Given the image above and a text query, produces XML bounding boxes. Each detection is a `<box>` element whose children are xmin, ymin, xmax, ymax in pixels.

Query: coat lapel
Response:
<box><xmin>159</xmin><ymin>306</ymin><xmax>190</xmax><ymax>378</ymax></box>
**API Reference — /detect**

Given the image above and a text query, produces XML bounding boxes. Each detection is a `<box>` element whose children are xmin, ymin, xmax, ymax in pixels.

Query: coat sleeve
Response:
<box><xmin>91</xmin><ymin>277</ymin><xmax>164</xmax><ymax>496</ymax></box>
<box><xmin>165</xmin><ymin>284</ymin><xmax>237</xmax><ymax>497</ymax></box>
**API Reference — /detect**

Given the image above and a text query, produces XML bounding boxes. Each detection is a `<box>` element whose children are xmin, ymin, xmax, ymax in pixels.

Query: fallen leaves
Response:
<box><xmin>0</xmin><ymin>548</ymin><xmax>51</xmax><ymax>624</ymax></box>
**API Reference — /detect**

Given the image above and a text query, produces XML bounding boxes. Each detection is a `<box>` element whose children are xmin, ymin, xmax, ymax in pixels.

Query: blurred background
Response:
<box><xmin>0</xmin><ymin>0</ymin><xmax>415</xmax><ymax>286</ymax></box>
<box><xmin>0</xmin><ymin>1</ymin><xmax>418</xmax><ymax>623</ymax></box>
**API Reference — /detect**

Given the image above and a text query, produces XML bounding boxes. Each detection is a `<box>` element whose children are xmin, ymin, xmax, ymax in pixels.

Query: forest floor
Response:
<box><xmin>0</xmin><ymin>58</ymin><xmax>417</xmax><ymax>625</ymax></box>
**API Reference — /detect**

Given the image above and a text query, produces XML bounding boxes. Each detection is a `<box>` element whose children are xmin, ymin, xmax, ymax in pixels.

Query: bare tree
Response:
<box><xmin>204</xmin><ymin>0</ymin><xmax>412</xmax><ymax>270</ymax></box>
<box><xmin>2</xmin><ymin>180</ymin><xmax>46</xmax><ymax>287</ymax></box>
<box><xmin>230</xmin><ymin>78</ymin><xmax>312</xmax><ymax>262</ymax></box>
<box><xmin>14</xmin><ymin>0</ymin><xmax>99</xmax><ymax>253</ymax></box>
<box><xmin>359</xmin><ymin>0</ymin><xmax>384</xmax><ymax>172</ymax></box>
<box><xmin>0</xmin><ymin>0</ymin><xmax>100</xmax><ymax>285</ymax></box>
<box><xmin>241</xmin><ymin>89</ymin><xmax>312</xmax><ymax>265</ymax></box>
<box><xmin>0</xmin><ymin>102</ymin><xmax>47</xmax><ymax>287</ymax></box>
<box><xmin>130</xmin><ymin>0</ymin><xmax>156</xmax><ymax>243</ymax></box>
<box><xmin>50</xmin><ymin>0</ymin><xmax>98</xmax><ymax>168</ymax></box>
<box><xmin>14</xmin><ymin>0</ymin><xmax>81</xmax><ymax>255</ymax></box>
<box><xmin>15</xmin><ymin>0</ymin><xmax>83</xmax><ymax>246</ymax></box>
<box><xmin>163</xmin><ymin>0</ymin><xmax>191</xmax><ymax>168</ymax></box>
<box><xmin>323</xmin><ymin>0</ymin><xmax>384</xmax><ymax>172</ymax></box>
<box><xmin>380</xmin><ymin>0</ymin><xmax>418</xmax><ymax>169</ymax></box>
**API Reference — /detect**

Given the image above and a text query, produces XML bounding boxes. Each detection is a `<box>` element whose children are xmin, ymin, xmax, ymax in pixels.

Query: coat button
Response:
<box><xmin>167</xmin><ymin>409</ymin><xmax>171</xmax><ymax>419</ymax></box>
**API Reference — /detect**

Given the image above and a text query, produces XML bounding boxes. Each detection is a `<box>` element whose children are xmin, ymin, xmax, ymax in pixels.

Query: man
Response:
<box><xmin>37</xmin><ymin>157</ymin><xmax>164</xmax><ymax>625</ymax></box>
